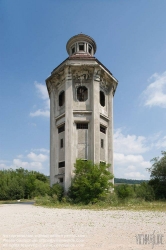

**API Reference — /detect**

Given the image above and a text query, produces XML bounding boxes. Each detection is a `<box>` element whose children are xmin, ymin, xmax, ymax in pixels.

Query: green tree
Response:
<box><xmin>68</xmin><ymin>160</ymin><xmax>113</xmax><ymax>204</ymax></box>
<box><xmin>148</xmin><ymin>151</ymin><xmax>166</xmax><ymax>199</ymax></box>
<box><xmin>115</xmin><ymin>184</ymin><xmax>135</xmax><ymax>199</ymax></box>
<box><xmin>135</xmin><ymin>182</ymin><xmax>155</xmax><ymax>201</ymax></box>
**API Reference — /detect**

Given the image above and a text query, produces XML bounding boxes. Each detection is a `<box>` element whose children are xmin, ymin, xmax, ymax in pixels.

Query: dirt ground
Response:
<box><xmin>0</xmin><ymin>204</ymin><xmax>165</xmax><ymax>250</ymax></box>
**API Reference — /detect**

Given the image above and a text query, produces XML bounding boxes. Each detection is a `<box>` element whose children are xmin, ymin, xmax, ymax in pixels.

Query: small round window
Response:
<box><xmin>100</xmin><ymin>91</ymin><xmax>105</xmax><ymax>107</ymax></box>
<box><xmin>77</xmin><ymin>86</ymin><xmax>88</xmax><ymax>102</ymax></box>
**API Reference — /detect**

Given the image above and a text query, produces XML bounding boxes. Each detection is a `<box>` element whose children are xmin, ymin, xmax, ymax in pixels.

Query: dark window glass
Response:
<box><xmin>59</xmin><ymin>91</ymin><xmax>65</xmax><ymax>106</ymax></box>
<box><xmin>100</xmin><ymin>125</ymin><xmax>106</xmax><ymax>134</ymax></box>
<box><xmin>101</xmin><ymin>139</ymin><xmax>104</xmax><ymax>148</ymax></box>
<box><xmin>58</xmin><ymin>161</ymin><xmax>65</xmax><ymax>168</ymax></box>
<box><xmin>76</xmin><ymin>123</ymin><xmax>88</xmax><ymax>129</ymax></box>
<box><xmin>100</xmin><ymin>91</ymin><xmax>105</xmax><ymax>107</ymax></box>
<box><xmin>77</xmin><ymin>86</ymin><xmax>88</xmax><ymax>101</ymax></box>
<box><xmin>58</xmin><ymin>124</ymin><xmax>65</xmax><ymax>133</ymax></box>
<box><xmin>60</xmin><ymin>139</ymin><xmax>63</xmax><ymax>148</ymax></box>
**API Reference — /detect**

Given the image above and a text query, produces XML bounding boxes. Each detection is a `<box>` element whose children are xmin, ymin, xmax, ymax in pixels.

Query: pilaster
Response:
<box><xmin>64</xmin><ymin>67</ymin><xmax>73</xmax><ymax>192</ymax></box>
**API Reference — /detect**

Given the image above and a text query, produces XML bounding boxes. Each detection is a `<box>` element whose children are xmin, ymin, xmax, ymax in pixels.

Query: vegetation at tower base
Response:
<box><xmin>68</xmin><ymin>159</ymin><xmax>113</xmax><ymax>204</ymax></box>
<box><xmin>148</xmin><ymin>151</ymin><xmax>166</xmax><ymax>200</ymax></box>
<box><xmin>0</xmin><ymin>168</ymin><xmax>62</xmax><ymax>201</ymax></box>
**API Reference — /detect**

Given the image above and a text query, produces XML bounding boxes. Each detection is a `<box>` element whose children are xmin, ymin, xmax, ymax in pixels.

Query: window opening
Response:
<box><xmin>88</xmin><ymin>45</ymin><xmax>92</xmax><ymax>54</ymax></box>
<box><xmin>59</xmin><ymin>91</ymin><xmax>65</xmax><ymax>106</ymax></box>
<box><xmin>77</xmin><ymin>86</ymin><xmax>88</xmax><ymax>101</ymax></box>
<box><xmin>58</xmin><ymin>161</ymin><xmax>65</xmax><ymax>168</ymax></box>
<box><xmin>100</xmin><ymin>91</ymin><xmax>105</xmax><ymax>107</ymax></box>
<box><xmin>79</xmin><ymin>44</ymin><xmax>84</xmax><ymax>51</ymax></box>
<box><xmin>60</xmin><ymin>139</ymin><xmax>63</xmax><ymax>148</ymax></box>
<box><xmin>58</xmin><ymin>124</ymin><xmax>65</xmax><ymax>133</ymax></box>
<box><xmin>76</xmin><ymin>123</ymin><xmax>88</xmax><ymax>129</ymax></box>
<box><xmin>101</xmin><ymin>139</ymin><xmax>104</xmax><ymax>148</ymax></box>
<box><xmin>100</xmin><ymin>125</ymin><xmax>106</xmax><ymax>134</ymax></box>
<box><xmin>71</xmin><ymin>46</ymin><xmax>75</xmax><ymax>54</ymax></box>
<box><xmin>59</xmin><ymin>178</ymin><xmax>63</xmax><ymax>183</ymax></box>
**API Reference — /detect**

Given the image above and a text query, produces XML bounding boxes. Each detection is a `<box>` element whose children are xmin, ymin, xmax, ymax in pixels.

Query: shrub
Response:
<box><xmin>135</xmin><ymin>182</ymin><xmax>155</xmax><ymax>201</ymax></box>
<box><xmin>115</xmin><ymin>184</ymin><xmax>135</xmax><ymax>199</ymax></box>
<box><xmin>50</xmin><ymin>183</ymin><xmax>64</xmax><ymax>201</ymax></box>
<box><xmin>68</xmin><ymin>160</ymin><xmax>113</xmax><ymax>204</ymax></box>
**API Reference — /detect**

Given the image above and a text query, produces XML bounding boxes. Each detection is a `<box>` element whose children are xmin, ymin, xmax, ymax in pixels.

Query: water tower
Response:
<box><xmin>45</xmin><ymin>34</ymin><xmax>118</xmax><ymax>191</ymax></box>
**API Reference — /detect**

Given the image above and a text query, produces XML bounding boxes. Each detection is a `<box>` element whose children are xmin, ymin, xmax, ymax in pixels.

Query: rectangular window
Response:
<box><xmin>60</xmin><ymin>139</ymin><xmax>63</xmax><ymax>148</ymax></box>
<box><xmin>59</xmin><ymin>178</ymin><xmax>63</xmax><ymax>183</ymax></box>
<box><xmin>100</xmin><ymin>125</ymin><xmax>106</xmax><ymax>134</ymax></box>
<box><xmin>79</xmin><ymin>44</ymin><xmax>84</xmax><ymax>51</ymax></box>
<box><xmin>58</xmin><ymin>124</ymin><xmax>65</xmax><ymax>133</ymax></box>
<box><xmin>101</xmin><ymin>139</ymin><xmax>104</xmax><ymax>148</ymax></box>
<box><xmin>76</xmin><ymin>123</ymin><xmax>88</xmax><ymax>129</ymax></box>
<box><xmin>58</xmin><ymin>161</ymin><xmax>65</xmax><ymax>168</ymax></box>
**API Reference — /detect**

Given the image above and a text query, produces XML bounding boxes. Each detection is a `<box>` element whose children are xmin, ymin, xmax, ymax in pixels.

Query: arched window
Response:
<box><xmin>77</xmin><ymin>86</ymin><xmax>88</xmax><ymax>102</ymax></box>
<box><xmin>59</xmin><ymin>91</ymin><xmax>65</xmax><ymax>106</ymax></box>
<box><xmin>100</xmin><ymin>91</ymin><xmax>105</xmax><ymax>107</ymax></box>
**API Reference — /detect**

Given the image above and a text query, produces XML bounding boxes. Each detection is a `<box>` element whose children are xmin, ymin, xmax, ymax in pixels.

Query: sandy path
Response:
<box><xmin>0</xmin><ymin>204</ymin><xmax>165</xmax><ymax>250</ymax></box>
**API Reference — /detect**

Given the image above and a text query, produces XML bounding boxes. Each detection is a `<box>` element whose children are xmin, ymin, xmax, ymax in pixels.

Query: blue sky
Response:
<box><xmin>1</xmin><ymin>0</ymin><xmax>166</xmax><ymax>179</ymax></box>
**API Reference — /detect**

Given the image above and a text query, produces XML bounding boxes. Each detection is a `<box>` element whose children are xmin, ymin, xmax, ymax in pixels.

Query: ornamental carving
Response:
<box><xmin>100</xmin><ymin>77</ymin><xmax>110</xmax><ymax>93</ymax></box>
<box><xmin>72</xmin><ymin>68</ymin><xmax>92</xmax><ymax>84</ymax></box>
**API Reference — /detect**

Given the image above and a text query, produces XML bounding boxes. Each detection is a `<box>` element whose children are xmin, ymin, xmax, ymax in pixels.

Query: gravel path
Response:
<box><xmin>0</xmin><ymin>204</ymin><xmax>165</xmax><ymax>250</ymax></box>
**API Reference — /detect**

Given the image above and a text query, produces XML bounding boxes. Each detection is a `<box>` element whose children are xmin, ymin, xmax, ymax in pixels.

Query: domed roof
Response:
<box><xmin>66</xmin><ymin>33</ymin><xmax>97</xmax><ymax>56</ymax></box>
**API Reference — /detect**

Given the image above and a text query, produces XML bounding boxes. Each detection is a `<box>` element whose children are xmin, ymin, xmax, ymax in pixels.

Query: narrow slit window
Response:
<box><xmin>100</xmin><ymin>91</ymin><xmax>105</xmax><ymax>107</ymax></box>
<box><xmin>60</xmin><ymin>139</ymin><xmax>63</xmax><ymax>148</ymax></box>
<box><xmin>59</xmin><ymin>91</ymin><xmax>65</xmax><ymax>106</ymax></box>
<box><xmin>101</xmin><ymin>139</ymin><xmax>104</xmax><ymax>148</ymax></box>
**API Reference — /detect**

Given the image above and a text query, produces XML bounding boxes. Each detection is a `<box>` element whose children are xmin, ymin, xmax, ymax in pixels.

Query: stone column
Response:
<box><xmin>50</xmin><ymin>86</ymin><xmax>57</xmax><ymax>186</ymax></box>
<box><xmin>108</xmin><ymin>87</ymin><xmax>114</xmax><ymax>184</ymax></box>
<box><xmin>92</xmin><ymin>70</ymin><xmax>100</xmax><ymax>163</ymax></box>
<box><xmin>64</xmin><ymin>67</ymin><xmax>73</xmax><ymax>192</ymax></box>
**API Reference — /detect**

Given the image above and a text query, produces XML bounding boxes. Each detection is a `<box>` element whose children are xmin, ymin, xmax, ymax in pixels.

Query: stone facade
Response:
<box><xmin>45</xmin><ymin>34</ymin><xmax>118</xmax><ymax>192</ymax></box>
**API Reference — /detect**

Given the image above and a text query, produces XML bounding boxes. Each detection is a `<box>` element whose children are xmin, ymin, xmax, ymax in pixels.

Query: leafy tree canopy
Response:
<box><xmin>68</xmin><ymin>159</ymin><xmax>113</xmax><ymax>204</ymax></box>
<box><xmin>148</xmin><ymin>151</ymin><xmax>166</xmax><ymax>199</ymax></box>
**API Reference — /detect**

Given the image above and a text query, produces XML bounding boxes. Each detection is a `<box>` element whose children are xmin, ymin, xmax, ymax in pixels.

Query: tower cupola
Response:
<box><xmin>66</xmin><ymin>33</ymin><xmax>97</xmax><ymax>57</ymax></box>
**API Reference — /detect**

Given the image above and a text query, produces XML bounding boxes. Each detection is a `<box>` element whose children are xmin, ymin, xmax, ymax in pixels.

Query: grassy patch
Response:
<box><xmin>34</xmin><ymin>196</ymin><xmax>166</xmax><ymax>211</ymax></box>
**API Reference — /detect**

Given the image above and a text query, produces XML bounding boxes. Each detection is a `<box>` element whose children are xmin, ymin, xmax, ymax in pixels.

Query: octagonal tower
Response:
<box><xmin>45</xmin><ymin>34</ymin><xmax>118</xmax><ymax>191</ymax></box>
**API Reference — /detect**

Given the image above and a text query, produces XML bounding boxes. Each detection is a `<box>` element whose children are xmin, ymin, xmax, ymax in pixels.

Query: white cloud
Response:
<box><xmin>155</xmin><ymin>136</ymin><xmax>166</xmax><ymax>148</ymax></box>
<box><xmin>114</xmin><ymin>129</ymin><xmax>149</xmax><ymax>154</ymax></box>
<box><xmin>124</xmin><ymin>172</ymin><xmax>145</xmax><ymax>179</ymax></box>
<box><xmin>13</xmin><ymin>159</ymin><xmax>43</xmax><ymax>170</ymax></box>
<box><xmin>142</xmin><ymin>71</ymin><xmax>166</xmax><ymax>108</ymax></box>
<box><xmin>30</xmin><ymin>109</ymin><xmax>50</xmax><ymax>117</ymax></box>
<box><xmin>114</xmin><ymin>153</ymin><xmax>151</xmax><ymax>169</ymax></box>
<box><xmin>27</xmin><ymin>152</ymin><xmax>48</xmax><ymax>162</ymax></box>
<box><xmin>31</xmin><ymin>148</ymin><xmax>49</xmax><ymax>153</ymax></box>
<box><xmin>34</xmin><ymin>81</ymin><xmax>48</xmax><ymax>100</ymax></box>
<box><xmin>30</xmin><ymin>82</ymin><xmax>50</xmax><ymax>117</ymax></box>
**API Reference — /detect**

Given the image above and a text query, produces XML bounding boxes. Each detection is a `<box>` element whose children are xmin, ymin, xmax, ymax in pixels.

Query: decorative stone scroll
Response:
<box><xmin>72</xmin><ymin>67</ymin><xmax>92</xmax><ymax>86</ymax></box>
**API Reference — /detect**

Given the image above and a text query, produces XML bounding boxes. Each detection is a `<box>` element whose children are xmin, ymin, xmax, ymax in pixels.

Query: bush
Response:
<box><xmin>68</xmin><ymin>160</ymin><xmax>113</xmax><ymax>204</ymax></box>
<box><xmin>135</xmin><ymin>182</ymin><xmax>155</xmax><ymax>201</ymax></box>
<box><xmin>50</xmin><ymin>183</ymin><xmax>64</xmax><ymax>201</ymax></box>
<box><xmin>115</xmin><ymin>184</ymin><xmax>135</xmax><ymax>199</ymax></box>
